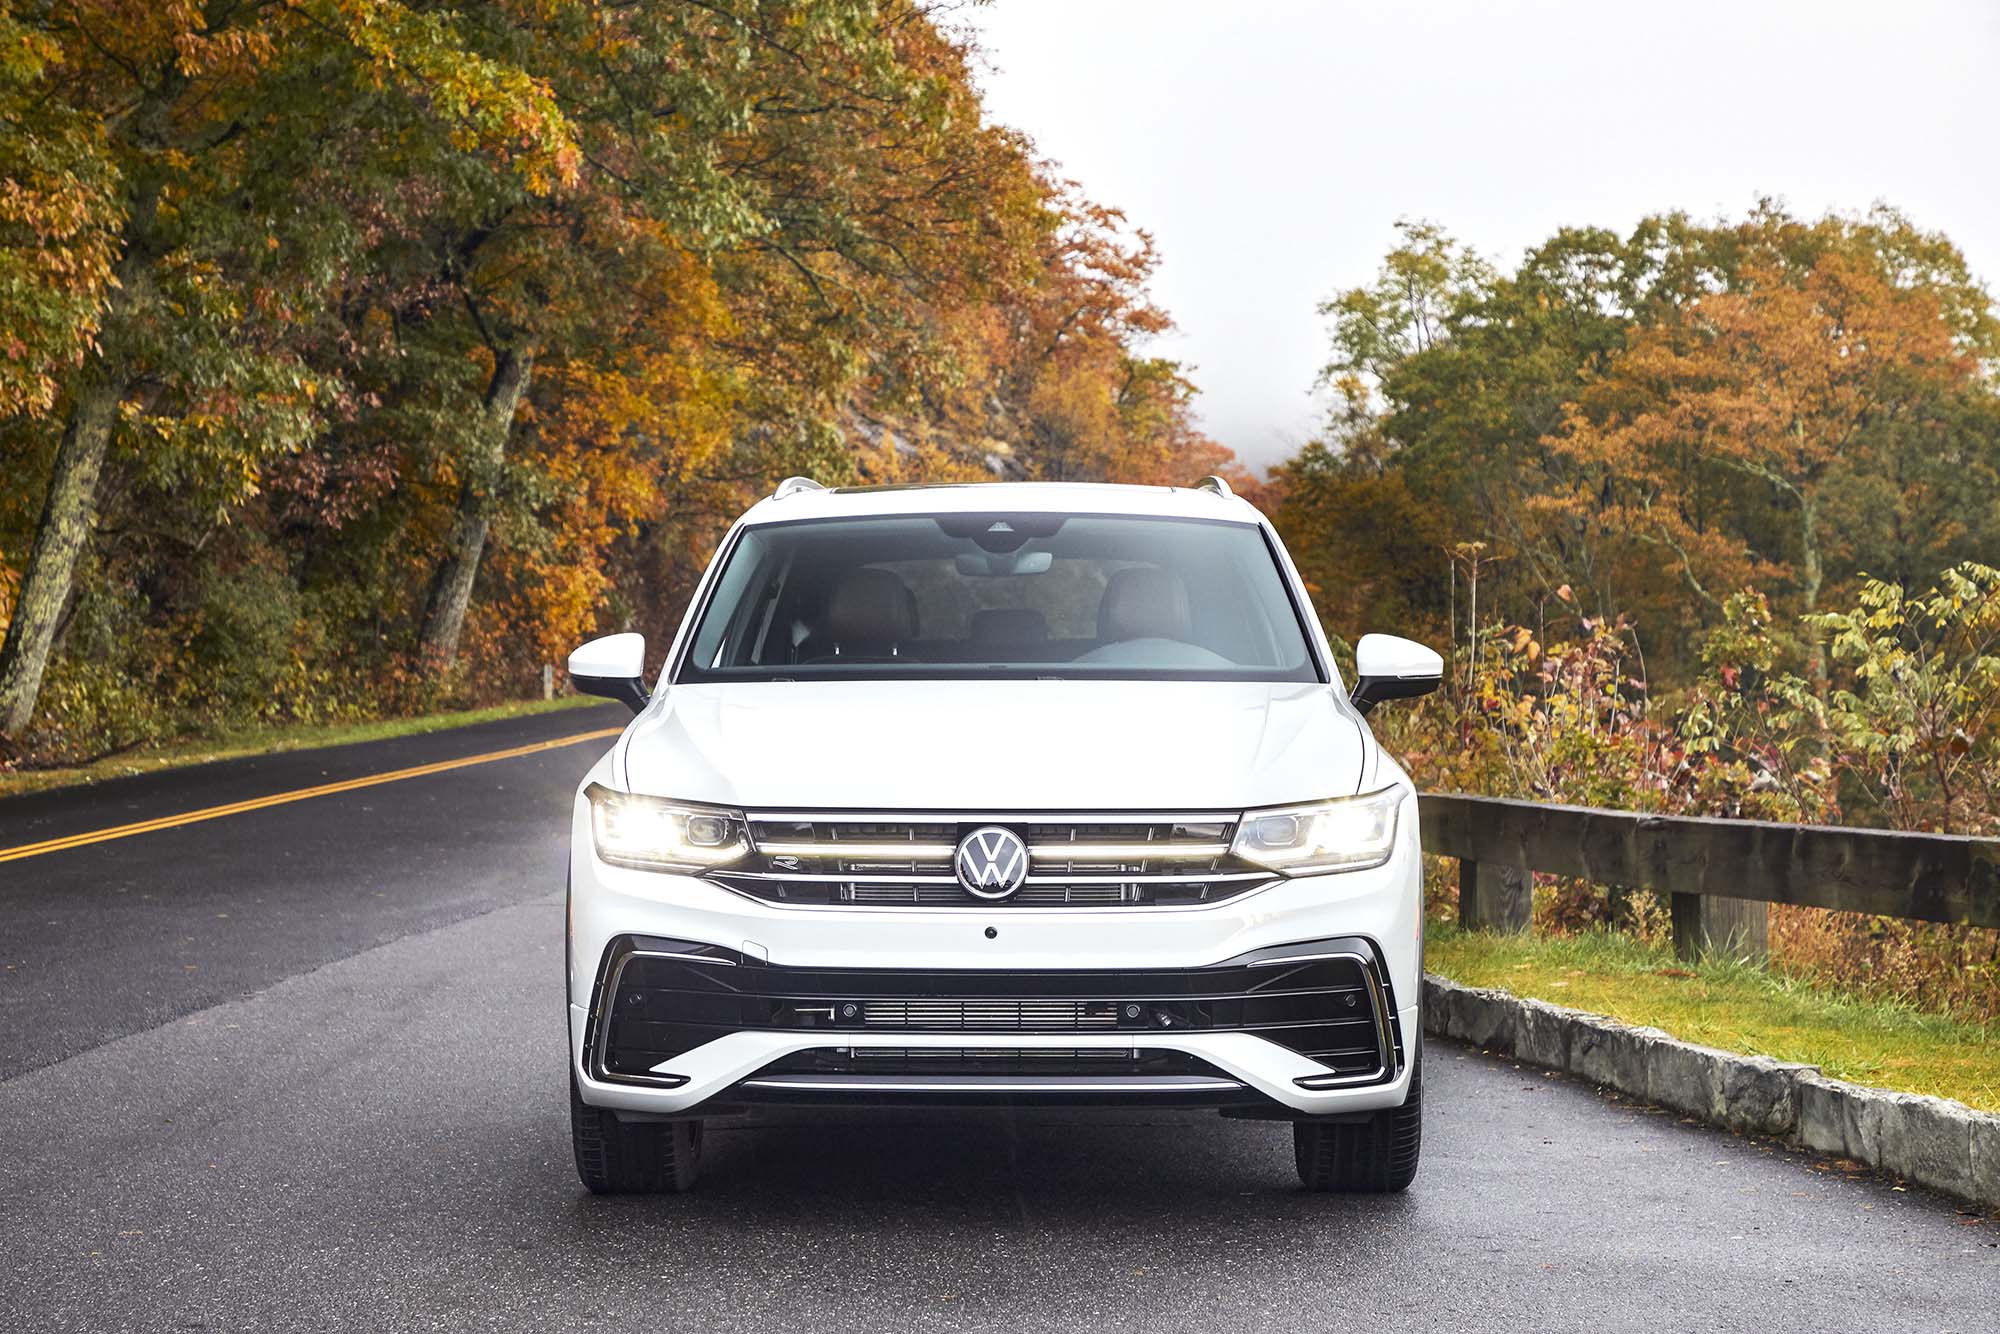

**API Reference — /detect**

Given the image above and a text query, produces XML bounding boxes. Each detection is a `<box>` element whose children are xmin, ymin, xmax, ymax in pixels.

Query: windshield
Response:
<box><xmin>676</xmin><ymin>512</ymin><xmax>1323</xmax><ymax>683</ymax></box>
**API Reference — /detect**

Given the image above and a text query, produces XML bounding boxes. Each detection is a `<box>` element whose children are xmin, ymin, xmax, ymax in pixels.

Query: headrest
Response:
<box><xmin>1098</xmin><ymin>566</ymin><xmax>1191</xmax><ymax>642</ymax></box>
<box><xmin>970</xmin><ymin>608</ymin><xmax>1047</xmax><ymax>644</ymax></box>
<box><xmin>827</xmin><ymin>567</ymin><xmax>917</xmax><ymax>651</ymax></box>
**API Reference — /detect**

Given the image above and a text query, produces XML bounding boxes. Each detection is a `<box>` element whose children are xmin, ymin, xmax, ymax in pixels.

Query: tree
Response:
<box><xmin>1315</xmin><ymin>218</ymin><xmax>1495</xmax><ymax>469</ymax></box>
<box><xmin>1554</xmin><ymin>249</ymin><xmax>1977</xmax><ymax>680</ymax></box>
<box><xmin>0</xmin><ymin>0</ymin><xmax>575</xmax><ymax>741</ymax></box>
<box><xmin>0</xmin><ymin>2</ymin><xmax>1238</xmax><ymax>757</ymax></box>
<box><xmin>0</xmin><ymin>7</ymin><xmax>118</xmax><ymax>420</ymax></box>
<box><xmin>1282</xmin><ymin>204</ymin><xmax>2000</xmax><ymax>689</ymax></box>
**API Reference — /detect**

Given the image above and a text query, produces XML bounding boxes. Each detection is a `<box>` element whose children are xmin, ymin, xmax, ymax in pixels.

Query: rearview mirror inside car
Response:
<box><xmin>953</xmin><ymin>550</ymin><xmax>1054</xmax><ymax>577</ymax></box>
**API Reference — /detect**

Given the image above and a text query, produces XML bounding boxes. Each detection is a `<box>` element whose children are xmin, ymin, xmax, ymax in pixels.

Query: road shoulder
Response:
<box><xmin>1424</xmin><ymin>972</ymin><xmax>2000</xmax><ymax>1214</ymax></box>
<box><xmin>0</xmin><ymin>695</ymin><xmax>608</xmax><ymax>801</ymax></box>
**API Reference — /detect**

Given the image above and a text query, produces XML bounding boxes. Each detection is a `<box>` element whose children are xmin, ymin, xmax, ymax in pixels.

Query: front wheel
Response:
<box><xmin>1293</xmin><ymin>1060</ymin><xmax>1421</xmax><ymax>1193</ymax></box>
<box><xmin>570</xmin><ymin>1075</ymin><xmax>704</xmax><ymax>1194</ymax></box>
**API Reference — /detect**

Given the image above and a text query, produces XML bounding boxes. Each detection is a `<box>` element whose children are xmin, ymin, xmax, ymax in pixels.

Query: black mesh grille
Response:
<box><xmin>763</xmin><ymin>1048</ymin><xmax>1227</xmax><ymax>1078</ymax></box>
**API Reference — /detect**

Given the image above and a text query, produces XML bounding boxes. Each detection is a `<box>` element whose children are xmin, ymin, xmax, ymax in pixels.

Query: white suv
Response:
<box><xmin>564</xmin><ymin>478</ymin><xmax>1441</xmax><ymax>1194</ymax></box>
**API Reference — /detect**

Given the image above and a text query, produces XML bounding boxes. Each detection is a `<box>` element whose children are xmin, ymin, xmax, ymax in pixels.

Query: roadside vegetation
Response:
<box><xmin>1281</xmin><ymin>210</ymin><xmax>2000</xmax><ymax>1030</ymax></box>
<box><xmin>1380</xmin><ymin>566</ymin><xmax>2000</xmax><ymax>1023</ymax></box>
<box><xmin>1426</xmin><ymin>926</ymin><xmax>1999</xmax><ymax>1114</ymax></box>
<box><xmin>0</xmin><ymin>695</ymin><xmax>602</xmax><ymax>799</ymax></box>
<box><xmin>0</xmin><ymin>2</ymin><xmax>1234</xmax><ymax>776</ymax></box>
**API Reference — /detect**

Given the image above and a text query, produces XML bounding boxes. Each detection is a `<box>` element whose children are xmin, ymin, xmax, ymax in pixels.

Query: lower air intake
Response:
<box><xmin>584</xmin><ymin>933</ymin><xmax>1406</xmax><ymax>1092</ymax></box>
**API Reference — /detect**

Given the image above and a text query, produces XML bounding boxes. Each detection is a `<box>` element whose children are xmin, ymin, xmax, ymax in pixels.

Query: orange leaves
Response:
<box><xmin>0</xmin><ymin>9</ymin><xmax>121</xmax><ymax>418</ymax></box>
<box><xmin>169</xmin><ymin>12</ymin><xmax>277</xmax><ymax>81</ymax></box>
<box><xmin>1544</xmin><ymin>221</ymin><xmax>1984</xmax><ymax>635</ymax></box>
<box><xmin>1653</xmin><ymin>253</ymin><xmax>1969</xmax><ymax>479</ymax></box>
<box><xmin>0</xmin><ymin>0</ymin><xmax>1257</xmax><ymax>735</ymax></box>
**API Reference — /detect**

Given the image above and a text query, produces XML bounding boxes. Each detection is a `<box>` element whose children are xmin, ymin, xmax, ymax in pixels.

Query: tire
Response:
<box><xmin>570</xmin><ymin>1075</ymin><xmax>704</xmax><ymax>1194</ymax></box>
<box><xmin>1293</xmin><ymin>1060</ymin><xmax>1421</xmax><ymax>1193</ymax></box>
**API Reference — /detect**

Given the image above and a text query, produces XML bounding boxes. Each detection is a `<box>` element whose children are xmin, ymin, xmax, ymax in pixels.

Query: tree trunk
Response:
<box><xmin>1799</xmin><ymin>488</ymin><xmax>1825</xmax><ymax>686</ymax></box>
<box><xmin>0</xmin><ymin>367</ymin><xmax>125</xmax><ymax>739</ymax></box>
<box><xmin>0</xmin><ymin>102</ymin><xmax>167</xmax><ymax>745</ymax></box>
<box><xmin>418</xmin><ymin>346</ymin><xmax>533</xmax><ymax>668</ymax></box>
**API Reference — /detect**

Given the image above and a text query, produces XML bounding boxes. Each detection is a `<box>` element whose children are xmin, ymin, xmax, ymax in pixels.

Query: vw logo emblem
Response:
<box><xmin>954</xmin><ymin>826</ymin><xmax>1030</xmax><ymax>899</ymax></box>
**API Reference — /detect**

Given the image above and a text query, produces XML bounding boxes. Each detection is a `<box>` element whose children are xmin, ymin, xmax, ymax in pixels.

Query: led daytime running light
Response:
<box><xmin>1230</xmin><ymin>786</ymin><xmax>1404</xmax><ymax>875</ymax></box>
<box><xmin>587</xmin><ymin>784</ymin><xmax>749</xmax><ymax>872</ymax></box>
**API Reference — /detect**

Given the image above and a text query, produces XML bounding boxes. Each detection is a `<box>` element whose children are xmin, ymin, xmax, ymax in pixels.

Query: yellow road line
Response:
<box><xmin>0</xmin><ymin>727</ymin><xmax>623</xmax><ymax>864</ymax></box>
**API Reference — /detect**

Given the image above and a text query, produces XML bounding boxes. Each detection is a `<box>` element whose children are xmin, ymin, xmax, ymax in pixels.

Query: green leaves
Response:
<box><xmin>309</xmin><ymin>0</ymin><xmax>580</xmax><ymax>194</ymax></box>
<box><xmin>1798</xmin><ymin>563</ymin><xmax>2000</xmax><ymax>833</ymax></box>
<box><xmin>1288</xmin><ymin>203</ymin><xmax>2000</xmax><ymax>690</ymax></box>
<box><xmin>0</xmin><ymin>1</ymin><xmax>1224</xmax><ymax>750</ymax></box>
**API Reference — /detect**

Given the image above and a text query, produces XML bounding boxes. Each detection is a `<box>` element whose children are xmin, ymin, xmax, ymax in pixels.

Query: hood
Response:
<box><xmin>619</xmin><ymin>679</ymin><xmax>1369</xmax><ymax>810</ymax></box>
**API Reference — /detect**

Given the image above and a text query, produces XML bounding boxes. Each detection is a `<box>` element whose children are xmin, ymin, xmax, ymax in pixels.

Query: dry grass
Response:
<box><xmin>1427</xmin><ymin>924</ymin><xmax>2000</xmax><ymax>1113</ymax></box>
<box><xmin>1424</xmin><ymin>853</ymin><xmax>2000</xmax><ymax>1025</ymax></box>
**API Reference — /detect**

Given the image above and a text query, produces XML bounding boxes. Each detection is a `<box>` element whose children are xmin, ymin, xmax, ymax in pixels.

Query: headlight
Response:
<box><xmin>585</xmin><ymin>784</ymin><xmax>749</xmax><ymax>871</ymax></box>
<box><xmin>1230</xmin><ymin>786</ymin><xmax>1405</xmax><ymax>875</ymax></box>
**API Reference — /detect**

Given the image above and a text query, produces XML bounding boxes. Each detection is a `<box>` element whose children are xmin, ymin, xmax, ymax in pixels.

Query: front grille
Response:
<box><xmin>843</xmin><ymin>883</ymin><xmax>1139</xmax><ymax>906</ymax></box>
<box><xmin>860</xmin><ymin>999</ymin><xmax>1123</xmax><ymax>1030</ymax></box>
<box><xmin>712</xmin><ymin>811</ymin><xmax>1269</xmax><ymax>908</ymax></box>
<box><xmin>586</xmin><ymin>935</ymin><xmax>1404</xmax><ymax>1092</ymax></box>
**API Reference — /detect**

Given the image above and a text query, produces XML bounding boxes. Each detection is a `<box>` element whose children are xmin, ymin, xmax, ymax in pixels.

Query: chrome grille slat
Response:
<box><xmin>722</xmin><ymin>810</ymin><xmax>1269</xmax><ymax>909</ymax></box>
<box><xmin>717</xmin><ymin>870</ymin><xmax>1268</xmax><ymax>885</ymax></box>
<box><xmin>841</xmin><ymin>883</ymin><xmax>1139</xmax><ymax>906</ymax></box>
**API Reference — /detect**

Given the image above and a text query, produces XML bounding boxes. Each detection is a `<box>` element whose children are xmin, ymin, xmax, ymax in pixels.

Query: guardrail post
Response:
<box><xmin>1459</xmin><ymin>858</ymin><xmax>1531</xmax><ymax>933</ymax></box>
<box><xmin>1670</xmin><ymin>894</ymin><xmax>1769</xmax><ymax>962</ymax></box>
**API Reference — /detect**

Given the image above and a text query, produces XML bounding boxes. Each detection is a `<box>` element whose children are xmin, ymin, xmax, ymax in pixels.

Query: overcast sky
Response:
<box><xmin>956</xmin><ymin>0</ymin><xmax>2000</xmax><ymax>471</ymax></box>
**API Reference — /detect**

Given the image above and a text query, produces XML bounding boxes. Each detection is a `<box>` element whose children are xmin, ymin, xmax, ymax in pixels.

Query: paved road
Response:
<box><xmin>2</xmin><ymin>710</ymin><xmax>1995</xmax><ymax>1332</ymax></box>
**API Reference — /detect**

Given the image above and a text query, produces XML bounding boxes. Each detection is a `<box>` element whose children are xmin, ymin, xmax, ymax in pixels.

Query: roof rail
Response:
<box><xmin>772</xmin><ymin>476</ymin><xmax>826</xmax><ymax>500</ymax></box>
<box><xmin>1191</xmin><ymin>475</ymin><xmax>1233</xmax><ymax>498</ymax></box>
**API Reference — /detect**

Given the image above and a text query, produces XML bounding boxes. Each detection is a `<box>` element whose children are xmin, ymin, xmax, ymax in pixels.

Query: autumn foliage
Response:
<box><xmin>0</xmin><ymin>1</ymin><xmax>1233</xmax><ymax>758</ymax></box>
<box><xmin>1275</xmin><ymin>204</ymin><xmax>2000</xmax><ymax>1019</ymax></box>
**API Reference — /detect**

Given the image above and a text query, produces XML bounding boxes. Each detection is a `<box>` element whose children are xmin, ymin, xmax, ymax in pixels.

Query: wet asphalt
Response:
<box><xmin>1</xmin><ymin>706</ymin><xmax>1994</xmax><ymax>1331</ymax></box>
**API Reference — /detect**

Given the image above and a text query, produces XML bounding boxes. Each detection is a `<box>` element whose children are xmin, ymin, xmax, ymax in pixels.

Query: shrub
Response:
<box><xmin>186</xmin><ymin>560</ymin><xmax>304</xmax><ymax>721</ymax></box>
<box><xmin>1404</xmin><ymin>563</ymin><xmax>2000</xmax><ymax>1021</ymax></box>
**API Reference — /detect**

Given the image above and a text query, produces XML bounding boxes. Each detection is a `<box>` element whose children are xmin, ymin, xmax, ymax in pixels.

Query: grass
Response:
<box><xmin>1426</xmin><ymin>924</ymin><xmax>2000</xmax><ymax>1114</ymax></box>
<box><xmin>0</xmin><ymin>694</ymin><xmax>608</xmax><ymax>800</ymax></box>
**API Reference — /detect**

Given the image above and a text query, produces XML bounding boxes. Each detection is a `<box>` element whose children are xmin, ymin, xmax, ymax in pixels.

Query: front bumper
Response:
<box><xmin>567</xmin><ymin>791</ymin><xmax>1425</xmax><ymax>1119</ymax></box>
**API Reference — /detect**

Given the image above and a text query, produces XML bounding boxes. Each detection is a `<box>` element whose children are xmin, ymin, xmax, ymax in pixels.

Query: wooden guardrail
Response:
<box><xmin>1417</xmin><ymin>793</ymin><xmax>2000</xmax><ymax>960</ymax></box>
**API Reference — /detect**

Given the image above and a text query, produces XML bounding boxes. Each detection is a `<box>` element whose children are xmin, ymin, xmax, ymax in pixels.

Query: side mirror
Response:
<box><xmin>1350</xmin><ymin>633</ymin><xmax>1443</xmax><ymax>716</ymax></box>
<box><xmin>568</xmin><ymin>632</ymin><xmax>650</xmax><ymax>713</ymax></box>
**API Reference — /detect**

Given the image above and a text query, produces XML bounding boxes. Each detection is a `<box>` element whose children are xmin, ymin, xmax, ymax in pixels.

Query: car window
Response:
<box><xmin>679</xmin><ymin>513</ymin><xmax>1321</xmax><ymax>683</ymax></box>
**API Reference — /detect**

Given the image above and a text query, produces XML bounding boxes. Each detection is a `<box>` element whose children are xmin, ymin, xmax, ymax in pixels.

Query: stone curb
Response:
<box><xmin>1421</xmin><ymin>973</ymin><xmax>2000</xmax><ymax>1210</ymax></box>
